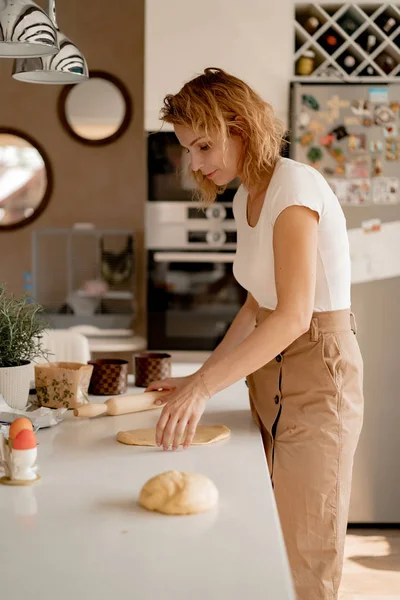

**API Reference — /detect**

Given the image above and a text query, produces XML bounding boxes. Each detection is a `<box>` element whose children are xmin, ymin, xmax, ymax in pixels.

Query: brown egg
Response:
<box><xmin>9</xmin><ymin>417</ymin><xmax>33</xmax><ymax>441</ymax></box>
<box><xmin>13</xmin><ymin>429</ymin><xmax>37</xmax><ymax>450</ymax></box>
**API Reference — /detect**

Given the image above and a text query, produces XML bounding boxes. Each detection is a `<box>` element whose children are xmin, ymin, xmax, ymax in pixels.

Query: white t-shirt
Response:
<box><xmin>232</xmin><ymin>157</ymin><xmax>351</xmax><ymax>312</ymax></box>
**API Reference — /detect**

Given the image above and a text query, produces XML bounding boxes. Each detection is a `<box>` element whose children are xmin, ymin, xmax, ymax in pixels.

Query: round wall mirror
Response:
<box><xmin>0</xmin><ymin>128</ymin><xmax>53</xmax><ymax>232</ymax></box>
<box><xmin>58</xmin><ymin>71</ymin><xmax>133</xmax><ymax>146</ymax></box>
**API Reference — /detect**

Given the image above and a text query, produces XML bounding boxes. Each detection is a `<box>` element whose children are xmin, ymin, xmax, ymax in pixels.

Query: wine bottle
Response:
<box><xmin>383</xmin><ymin>17</ymin><xmax>397</xmax><ymax>34</ymax></box>
<box><xmin>375</xmin><ymin>51</ymin><xmax>396</xmax><ymax>75</ymax></box>
<box><xmin>344</xmin><ymin>55</ymin><xmax>356</xmax><ymax>69</ymax></box>
<box><xmin>338</xmin><ymin>16</ymin><xmax>360</xmax><ymax>35</ymax></box>
<box><xmin>375</xmin><ymin>14</ymin><xmax>398</xmax><ymax>35</ymax></box>
<box><xmin>366</xmin><ymin>35</ymin><xmax>377</xmax><ymax>53</ymax></box>
<box><xmin>304</xmin><ymin>16</ymin><xmax>320</xmax><ymax>35</ymax></box>
<box><xmin>340</xmin><ymin>54</ymin><xmax>359</xmax><ymax>73</ymax></box>
<box><xmin>320</xmin><ymin>29</ymin><xmax>341</xmax><ymax>53</ymax></box>
<box><xmin>356</xmin><ymin>31</ymin><xmax>378</xmax><ymax>53</ymax></box>
<box><xmin>359</xmin><ymin>65</ymin><xmax>377</xmax><ymax>77</ymax></box>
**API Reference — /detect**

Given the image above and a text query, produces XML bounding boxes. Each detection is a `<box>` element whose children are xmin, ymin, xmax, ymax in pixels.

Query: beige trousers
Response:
<box><xmin>246</xmin><ymin>309</ymin><xmax>364</xmax><ymax>600</ymax></box>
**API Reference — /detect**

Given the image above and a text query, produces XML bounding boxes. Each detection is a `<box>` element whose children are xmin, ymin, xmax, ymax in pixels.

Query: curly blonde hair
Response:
<box><xmin>160</xmin><ymin>67</ymin><xmax>286</xmax><ymax>205</ymax></box>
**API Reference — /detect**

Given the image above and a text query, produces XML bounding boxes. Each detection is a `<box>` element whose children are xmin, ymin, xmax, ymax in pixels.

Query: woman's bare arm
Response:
<box><xmin>200</xmin><ymin>292</ymin><xmax>259</xmax><ymax>370</ymax></box>
<box><xmin>199</xmin><ymin>205</ymin><xmax>319</xmax><ymax>395</ymax></box>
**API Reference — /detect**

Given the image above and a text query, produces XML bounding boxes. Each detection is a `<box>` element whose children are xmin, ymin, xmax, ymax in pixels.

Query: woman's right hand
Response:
<box><xmin>145</xmin><ymin>375</ymin><xmax>195</xmax><ymax>394</ymax></box>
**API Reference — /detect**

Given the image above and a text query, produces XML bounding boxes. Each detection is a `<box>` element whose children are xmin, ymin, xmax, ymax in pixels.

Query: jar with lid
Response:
<box><xmin>296</xmin><ymin>50</ymin><xmax>315</xmax><ymax>76</ymax></box>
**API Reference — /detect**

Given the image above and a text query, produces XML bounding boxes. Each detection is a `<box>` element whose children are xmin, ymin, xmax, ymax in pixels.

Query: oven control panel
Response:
<box><xmin>146</xmin><ymin>202</ymin><xmax>237</xmax><ymax>250</ymax></box>
<box><xmin>187</xmin><ymin>230</ymin><xmax>237</xmax><ymax>246</ymax></box>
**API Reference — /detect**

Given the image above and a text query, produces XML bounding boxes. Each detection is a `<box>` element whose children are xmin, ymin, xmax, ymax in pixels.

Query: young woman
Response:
<box><xmin>146</xmin><ymin>68</ymin><xmax>364</xmax><ymax>600</ymax></box>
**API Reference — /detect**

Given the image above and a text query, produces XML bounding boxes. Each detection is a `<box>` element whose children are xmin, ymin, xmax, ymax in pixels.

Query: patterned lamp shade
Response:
<box><xmin>12</xmin><ymin>0</ymin><xmax>88</xmax><ymax>84</ymax></box>
<box><xmin>0</xmin><ymin>0</ymin><xmax>58</xmax><ymax>58</ymax></box>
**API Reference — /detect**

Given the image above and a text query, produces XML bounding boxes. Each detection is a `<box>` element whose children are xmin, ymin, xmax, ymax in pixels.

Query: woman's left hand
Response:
<box><xmin>155</xmin><ymin>374</ymin><xmax>210</xmax><ymax>451</ymax></box>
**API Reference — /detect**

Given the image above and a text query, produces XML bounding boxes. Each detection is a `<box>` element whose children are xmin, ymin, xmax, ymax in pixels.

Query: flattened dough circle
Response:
<box><xmin>117</xmin><ymin>425</ymin><xmax>230</xmax><ymax>447</ymax></box>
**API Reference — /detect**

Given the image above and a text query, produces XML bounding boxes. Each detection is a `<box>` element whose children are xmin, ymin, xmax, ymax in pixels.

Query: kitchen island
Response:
<box><xmin>0</xmin><ymin>363</ymin><xmax>294</xmax><ymax>600</ymax></box>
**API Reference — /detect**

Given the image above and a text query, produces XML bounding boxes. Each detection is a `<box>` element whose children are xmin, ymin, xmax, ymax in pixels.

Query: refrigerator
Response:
<box><xmin>290</xmin><ymin>82</ymin><xmax>400</xmax><ymax>524</ymax></box>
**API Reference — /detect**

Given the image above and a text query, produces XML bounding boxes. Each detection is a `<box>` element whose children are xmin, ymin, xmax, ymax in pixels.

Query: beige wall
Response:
<box><xmin>0</xmin><ymin>0</ymin><xmax>146</xmax><ymax>335</ymax></box>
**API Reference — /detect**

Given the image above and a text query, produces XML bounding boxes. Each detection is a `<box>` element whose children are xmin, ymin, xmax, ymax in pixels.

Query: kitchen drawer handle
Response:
<box><xmin>153</xmin><ymin>252</ymin><xmax>235</xmax><ymax>263</ymax></box>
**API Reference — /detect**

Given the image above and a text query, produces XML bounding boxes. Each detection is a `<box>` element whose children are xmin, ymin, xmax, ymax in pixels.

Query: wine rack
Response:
<box><xmin>294</xmin><ymin>3</ymin><xmax>400</xmax><ymax>81</ymax></box>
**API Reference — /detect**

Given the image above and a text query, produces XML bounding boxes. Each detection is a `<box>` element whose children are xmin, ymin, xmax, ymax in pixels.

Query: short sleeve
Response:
<box><xmin>268</xmin><ymin>165</ymin><xmax>325</xmax><ymax>226</ymax></box>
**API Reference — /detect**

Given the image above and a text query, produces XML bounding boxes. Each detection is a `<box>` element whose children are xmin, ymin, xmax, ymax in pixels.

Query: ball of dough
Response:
<box><xmin>139</xmin><ymin>470</ymin><xmax>218</xmax><ymax>515</ymax></box>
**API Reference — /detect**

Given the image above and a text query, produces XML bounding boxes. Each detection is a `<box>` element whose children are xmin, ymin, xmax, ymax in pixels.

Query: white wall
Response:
<box><xmin>145</xmin><ymin>0</ymin><xmax>293</xmax><ymax>130</ymax></box>
<box><xmin>145</xmin><ymin>0</ymin><xmax>383</xmax><ymax>131</ymax></box>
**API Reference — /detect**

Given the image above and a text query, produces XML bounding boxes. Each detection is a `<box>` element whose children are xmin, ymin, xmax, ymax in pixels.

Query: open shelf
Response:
<box><xmin>294</xmin><ymin>3</ymin><xmax>400</xmax><ymax>81</ymax></box>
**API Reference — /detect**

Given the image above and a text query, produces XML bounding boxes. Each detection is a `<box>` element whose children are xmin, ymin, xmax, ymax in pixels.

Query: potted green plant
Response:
<box><xmin>0</xmin><ymin>285</ymin><xmax>49</xmax><ymax>410</ymax></box>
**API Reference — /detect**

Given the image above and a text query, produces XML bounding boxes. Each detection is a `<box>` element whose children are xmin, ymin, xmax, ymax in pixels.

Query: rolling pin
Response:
<box><xmin>73</xmin><ymin>390</ymin><xmax>170</xmax><ymax>418</ymax></box>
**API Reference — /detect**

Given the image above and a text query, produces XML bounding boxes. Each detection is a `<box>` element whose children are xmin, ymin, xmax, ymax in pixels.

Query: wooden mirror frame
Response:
<box><xmin>0</xmin><ymin>127</ymin><xmax>53</xmax><ymax>233</ymax></box>
<box><xmin>57</xmin><ymin>70</ymin><xmax>133</xmax><ymax>147</ymax></box>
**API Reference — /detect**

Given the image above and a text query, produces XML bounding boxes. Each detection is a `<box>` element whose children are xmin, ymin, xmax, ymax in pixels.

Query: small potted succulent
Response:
<box><xmin>0</xmin><ymin>285</ymin><xmax>49</xmax><ymax>410</ymax></box>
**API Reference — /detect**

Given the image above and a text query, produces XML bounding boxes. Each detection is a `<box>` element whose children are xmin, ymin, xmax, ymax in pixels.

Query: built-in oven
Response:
<box><xmin>145</xmin><ymin>201</ymin><xmax>245</xmax><ymax>351</ymax></box>
<box><xmin>147</xmin><ymin>250</ymin><xmax>246</xmax><ymax>351</ymax></box>
<box><xmin>148</xmin><ymin>131</ymin><xmax>240</xmax><ymax>203</ymax></box>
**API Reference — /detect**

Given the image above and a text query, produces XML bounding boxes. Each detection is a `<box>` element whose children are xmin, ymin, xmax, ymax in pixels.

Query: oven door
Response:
<box><xmin>147</xmin><ymin>251</ymin><xmax>247</xmax><ymax>351</ymax></box>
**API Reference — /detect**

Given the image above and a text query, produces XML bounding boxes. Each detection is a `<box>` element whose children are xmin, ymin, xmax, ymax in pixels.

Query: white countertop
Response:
<box><xmin>0</xmin><ymin>363</ymin><xmax>294</xmax><ymax>600</ymax></box>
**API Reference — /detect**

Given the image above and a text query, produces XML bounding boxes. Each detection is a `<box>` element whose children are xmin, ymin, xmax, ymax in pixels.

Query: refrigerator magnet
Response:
<box><xmin>371</xmin><ymin>177</ymin><xmax>399</xmax><ymax>204</ymax></box>
<box><xmin>368</xmin><ymin>88</ymin><xmax>389</xmax><ymax>104</ymax></box>
<box><xmin>363</xmin><ymin>117</ymin><xmax>374</xmax><ymax>127</ymax></box>
<box><xmin>347</xmin><ymin>179</ymin><xmax>371</xmax><ymax>205</ymax></box>
<box><xmin>348</xmin><ymin>133</ymin><xmax>367</xmax><ymax>153</ymax></box>
<box><xmin>330</xmin><ymin>125</ymin><xmax>349</xmax><ymax>140</ymax></box>
<box><xmin>374</xmin><ymin>105</ymin><xmax>395</xmax><ymax>126</ymax></box>
<box><xmin>307</xmin><ymin>146</ymin><xmax>323</xmax><ymax>164</ymax></box>
<box><xmin>369</xmin><ymin>140</ymin><xmax>383</xmax><ymax>154</ymax></box>
<box><xmin>328</xmin><ymin>147</ymin><xmax>346</xmax><ymax>163</ymax></box>
<box><xmin>351</xmin><ymin>99</ymin><xmax>370</xmax><ymax>116</ymax></box>
<box><xmin>326</xmin><ymin>95</ymin><xmax>350</xmax><ymax>123</ymax></box>
<box><xmin>383</xmin><ymin>123</ymin><xmax>398</xmax><ymax>138</ymax></box>
<box><xmin>344</xmin><ymin>116</ymin><xmax>361</xmax><ymax>126</ymax></box>
<box><xmin>320</xmin><ymin>133</ymin><xmax>334</xmax><ymax>147</ymax></box>
<box><xmin>372</xmin><ymin>157</ymin><xmax>383</xmax><ymax>177</ymax></box>
<box><xmin>346</xmin><ymin>157</ymin><xmax>369</xmax><ymax>179</ymax></box>
<box><xmin>335</xmin><ymin>164</ymin><xmax>346</xmax><ymax>176</ymax></box>
<box><xmin>318</xmin><ymin>110</ymin><xmax>336</xmax><ymax>125</ymax></box>
<box><xmin>309</xmin><ymin>120</ymin><xmax>324</xmax><ymax>134</ymax></box>
<box><xmin>328</xmin><ymin>179</ymin><xmax>349</xmax><ymax>204</ymax></box>
<box><xmin>390</xmin><ymin>102</ymin><xmax>400</xmax><ymax>113</ymax></box>
<box><xmin>385</xmin><ymin>138</ymin><xmax>400</xmax><ymax>161</ymax></box>
<box><xmin>297</xmin><ymin>109</ymin><xmax>311</xmax><ymax>129</ymax></box>
<box><xmin>302</xmin><ymin>95</ymin><xmax>319</xmax><ymax>111</ymax></box>
<box><xmin>326</xmin><ymin>95</ymin><xmax>350</xmax><ymax>111</ymax></box>
<box><xmin>300</xmin><ymin>131</ymin><xmax>315</xmax><ymax>147</ymax></box>
<box><xmin>323</xmin><ymin>166</ymin><xmax>335</xmax><ymax>176</ymax></box>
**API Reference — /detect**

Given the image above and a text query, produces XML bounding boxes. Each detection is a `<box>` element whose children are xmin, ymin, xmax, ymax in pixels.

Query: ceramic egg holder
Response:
<box><xmin>0</xmin><ymin>425</ymin><xmax>40</xmax><ymax>486</ymax></box>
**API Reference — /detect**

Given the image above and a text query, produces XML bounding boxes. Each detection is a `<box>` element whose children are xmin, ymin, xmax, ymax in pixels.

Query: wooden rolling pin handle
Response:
<box><xmin>73</xmin><ymin>390</ymin><xmax>170</xmax><ymax>418</ymax></box>
<box><xmin>106</xmin><ymin>390</ymin><xmax>169</xmax><ymax>416</ymax></box>
<box><xmin>73</xmin><ymin>403</ymin><xmax>108</xmax><ymax>418</ymax></box>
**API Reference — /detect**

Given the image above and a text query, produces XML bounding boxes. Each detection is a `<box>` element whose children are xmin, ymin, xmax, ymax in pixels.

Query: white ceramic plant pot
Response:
<box><xmin>0</xmin><ymin>361</ymin><xmax>32</xmax><ymax>410</ymax></box>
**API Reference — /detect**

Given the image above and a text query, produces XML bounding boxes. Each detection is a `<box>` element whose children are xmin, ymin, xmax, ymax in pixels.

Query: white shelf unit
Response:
<box><xmin>32</xmin><ymin>228</ymin><xmax>136</xmax><ymax>329</ymax></box>
<box><xmin>294</xmin><ymin>3</ymin><xmax>400</xmax><ymax>82</ymax></box>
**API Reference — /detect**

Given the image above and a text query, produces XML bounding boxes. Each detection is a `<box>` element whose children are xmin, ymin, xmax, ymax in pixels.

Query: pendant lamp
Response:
<box><xmin>12</xmin><ymin>0</ymin><xmax>88</xmax><ymax>84</ymax></box>
<box><xmin>0</xmin><ymin>0</ymin><xmax>58</xmax><ymax>57</ymax></box>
